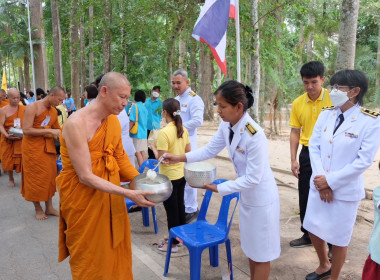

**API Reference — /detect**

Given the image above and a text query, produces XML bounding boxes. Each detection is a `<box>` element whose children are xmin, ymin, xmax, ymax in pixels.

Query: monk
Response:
<box><xmin>56</xmin><ymin>72</ymin><xmax>155</xmax><ymax>279</ymax></box>
<box><xmin>0</xmin><ymin>89</ymin><xmax>26</xmax><ymax>187</ymax></box>
<box><xmin>21</xmin><ymin>86</ymin><xmax>65</xmax><ymax>220</ymax></box>
<box><xmin>0</xmin><ymin>89</ymin><xmax>10</xmax><ymax>171</ymax></box>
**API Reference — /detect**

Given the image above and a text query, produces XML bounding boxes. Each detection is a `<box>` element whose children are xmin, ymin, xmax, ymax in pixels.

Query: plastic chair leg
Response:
<box><xmin>142</xmin><ymin>207</ymin><xmax>150</xmax><ymax>227</ymax></box>
<box><xmin>152</xmin><ymin>206</ymin><xmax>158</xmax><ymax>234</ymax></box>
<box><xmin>163</xmin><ymin>233</ymin><xmax>174</xmax><ymax>276</ymax></box>
<box><xmin>209</xmin><ymin>245</ymin><xmax>219</xmax><ymax>267</ymax></box>
<box><xmin>225</xmin><ymin>239</ymin><xmax>233</xmax><ymax>280</ymax></box>
<box><xmin>189</xmin><ymin>248</ymin><xmax>203</xmax><ymax>280</ymax></box>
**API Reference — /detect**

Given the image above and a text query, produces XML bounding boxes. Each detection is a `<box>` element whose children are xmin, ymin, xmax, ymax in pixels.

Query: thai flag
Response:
<box><xmin>192</xmin><ymin>0</ymin><xmax>236</xmax><ymax>76</ymax></box>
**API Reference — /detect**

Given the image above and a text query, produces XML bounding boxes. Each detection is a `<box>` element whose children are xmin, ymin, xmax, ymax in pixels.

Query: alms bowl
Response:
<box><xmin>134</xmin><ymin>173</ymin><xmax>173</xmax><ymax>203</ymax></box>
<box><xmin>184</xmin><ymin>162</ymin><xmax>216</xmax><ymax>188</ymax></box>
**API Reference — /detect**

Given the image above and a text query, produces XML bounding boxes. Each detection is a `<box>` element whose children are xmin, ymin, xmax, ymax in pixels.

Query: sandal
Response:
<box><xmin>157</xmin><ymin>241</ymin><xmax>178</xmax><ymax>253</ymax></box>
<box><xmin>164</xmin><ymin>236</ymin><xmax>183</xmax><ymax>247</ymax></box>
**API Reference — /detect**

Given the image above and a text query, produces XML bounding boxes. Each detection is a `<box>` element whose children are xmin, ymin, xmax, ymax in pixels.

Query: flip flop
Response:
<box><xmin>157</xmin><ymin>241</ymin><xmax>178</xmax><ymax>253</ymax></box>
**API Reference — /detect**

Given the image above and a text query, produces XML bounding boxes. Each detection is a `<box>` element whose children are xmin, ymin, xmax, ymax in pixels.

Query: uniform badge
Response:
<box><xmin>245</xmin><ymin>122</ymin><xmax>257</xmax><ymax>136</ymax></box>
<box><xmin>361</xmin><ymin>108</ymin><xmax>379</xmax><ymax>118</ymax></box>
<box><xmin>181</xmin><ymin>104</ymin><xmax>187</xmax><ymax>107</ymax></box>
<box><xmin>189</xmin><ymin>91</ymin><xmax>196</xmax><ymax>97</ymax></box>
<box><xmin>345</xmin><ymin>132</ymin><xmax>358</xmax><ymax>139</ymax></box>
<box><xmin>236</xmin><ymin>146</ymin><xmax>245</xmax><ymax>154</ymax></box>
<box><xmin>322</xmin><ymin>106</ymin><xmax>336</xmax><ymax>111</ymax></box>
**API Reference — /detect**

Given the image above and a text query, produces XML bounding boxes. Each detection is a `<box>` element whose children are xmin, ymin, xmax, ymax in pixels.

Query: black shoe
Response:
<box><xmin>305</xmin><ymin>269</ymin><xmax>331</xmax><ymax>280</ymax></box>
<box><xmin>290</xmin><ymin>235</ymin><xmax>312</xmax><ymax>248</ymax></box>
<box><xmin>185</xmin><ymin>209</ymin><xmax>199</xmax><ymax>224</ymax></box>
<box><xmin>128</xmin><ymin>206</ymin><xmax>142</xmax><ymax>213</ymax></box>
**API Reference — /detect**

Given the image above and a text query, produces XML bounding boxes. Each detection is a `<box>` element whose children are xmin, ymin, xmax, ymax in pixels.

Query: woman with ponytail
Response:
<box><xmin>163</xmin><ymin>80</ymin><xmax>280</xmax><ymax>279</ymax></box>
<box><xmin>156</xmin><ymin>98</ymin><xmax>191</xmax><ymax>253</ymax></box>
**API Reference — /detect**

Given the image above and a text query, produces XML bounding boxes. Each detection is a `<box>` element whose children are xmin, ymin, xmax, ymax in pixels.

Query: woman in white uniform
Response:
<box><xmin>303</xmin><ymin>70</ymin><xmax>380</xmax><ymax>280</ymax></box>
<box><xmin>163</xmin><ymin>80</ymin><xmax>281</xmax><ymax>280</ymax></box>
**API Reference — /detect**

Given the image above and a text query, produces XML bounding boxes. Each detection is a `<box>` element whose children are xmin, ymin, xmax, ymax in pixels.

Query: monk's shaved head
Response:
<box><xmin>50</xmin><ymin>86</ymin><xmax>65</xmax><ymax>95</ymax></box>
<box><xmin>7</xmin><ymin>88</ymin><xmax>20</xmax><ymax>98</ymax></box>
<box><xmin>98</xmin><ymin>72</ymin><xmax>130</xmax><ymax>93</ymax></box>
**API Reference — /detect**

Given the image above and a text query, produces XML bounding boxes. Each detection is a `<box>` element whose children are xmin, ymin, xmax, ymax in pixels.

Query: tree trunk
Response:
<box><xmin>18</xmin><ymin>67</ymin><xmax>24</xmax><ymax>91</ymax></box>
<box><xmin>70</xmin><ymin>0</ymin><xmax>80</xmax><ymax>107</ymax></box>
<box><xmin>51</xmin><ymin>0</ymin><xmax>63</xmax><ymax>87</ymax></box>
<box><xmin>376</xmin><ymin>24</ymin><xmax>380</xmax><ymax>88</ymax></box>
<box><xmin>335</xmin><ymin>0</ymin><xmax>360</xmax><ymax>70</ymax></box>
<box><xmin>250</xmin><ymin>0</ymin><xmax>260</xmax><ymax>122</ymax></box>
<box><xmin>307</xmin><ymin>0</ymin><xmax>316</xmax><ymax>61</ymax></box>
<box><xmin>23</xmin><ymin>54</ymin><xmax>31</xmax><ymax>91</ymax></box>
<box><xmin>80</xmin><ymin>16</ymin><xmax>86</xmax><ymax>93</ymax></box>
<box><xmin>103</xmin><ymin>0</ymin><xmax>111</xmax><ymax>73</ymax></box>
<box><xmin>189</xmin><ymin>38</ymin><xmax>197</xmax><ymax>91</ymax></box>
<box><xmin>179</xmin><ymin>37</ymin><xmax>186</xmax><ymax>69</ymax></box>
<box><xmin>30</xmin><ymin>0</ymin><xmax>48</xmax><ymax>90</ymax></box>
<box><xmin>216</xmin><ymin>66</ymin><xmax>222</xmax><ymax>87</ymax></box>
<box><xmin>88</xmin><ymin>5</ymin><xmax>94</xmax><ymax>82</ymax></box>
<box><xmin>198</xmin><ymin>44</ymin><xmax>214</xmax><ymax>121</ymax></box>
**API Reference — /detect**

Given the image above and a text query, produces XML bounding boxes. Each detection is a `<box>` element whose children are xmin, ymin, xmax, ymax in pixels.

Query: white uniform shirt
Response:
<box><xmin>186</xmin><ymin>112</ymin><xmax>278</xmax><ymax>206</ymax></box>
<box><xmin>309</xmin><ymin>105</ymin><xmax>380</xmax><ymax>201</ymax></box>
<box><xmin>117</xmin><ymin>109</ymin><xmax>136</xmax><ymax>165</ymax></box>
<box><xmin>175</xmin><ymin>87</ymin><xmax>204</xmax><ymax>139</ymax></box>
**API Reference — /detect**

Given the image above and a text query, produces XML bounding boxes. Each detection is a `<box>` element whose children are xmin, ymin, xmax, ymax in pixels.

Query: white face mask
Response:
<box><xmin>152</xmin><ymin>91</ymin><xmax>159</xmax><ymax>98</ymax></box>
<box><xmin>329</xmin><ymin>89</ymin><xmax>349</xmax><ymax>107</ymax></box>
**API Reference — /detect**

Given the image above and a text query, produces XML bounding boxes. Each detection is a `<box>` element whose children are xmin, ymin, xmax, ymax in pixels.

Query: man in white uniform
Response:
<box><xmin>172</xmin><ymin>69</ymin><xmax>204</xmax><ymax>223</ymax></box>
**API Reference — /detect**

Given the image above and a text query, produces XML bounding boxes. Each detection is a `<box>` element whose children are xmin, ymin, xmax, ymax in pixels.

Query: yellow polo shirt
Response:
<box><xmin>157</xmin><ymin>122</ymin><xmax>190</xmax><ymax>180</ymax></box>
<box><xmin>289</xmin><ymin>88</ymin><xmax>332</xmax><ymax>146</ymax></box>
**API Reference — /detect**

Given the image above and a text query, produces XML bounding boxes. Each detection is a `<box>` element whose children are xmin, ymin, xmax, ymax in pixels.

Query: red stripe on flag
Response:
<box><xmin>229</xmin><ymin>4</ymin><xmax>235</xmax><ymax>19</ymax></box>
<box><xmin>200</xmin><ymin>38</ymin><xmax>227</xmax><ymax>76</ymax></box>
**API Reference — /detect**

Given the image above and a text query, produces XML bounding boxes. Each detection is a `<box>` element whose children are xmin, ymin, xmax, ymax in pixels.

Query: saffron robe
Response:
<box><xmin>21</xmin><ymin>107</ymin><xmax>60</xmax><ymax>201</ymax></box>
<box><xmin>56</xmin><ymin>115</ymin><xmax>139</xmax><ymax>280</ymax></box>
<box><xmin>0</xmin><ymin>99</ymin><xmax>10</xmax><ymax>161</ymax></box>
<box><xmin>1</xmin><ymin>105</ymin><xmax>26</xmax><ymax>172</ymax></box>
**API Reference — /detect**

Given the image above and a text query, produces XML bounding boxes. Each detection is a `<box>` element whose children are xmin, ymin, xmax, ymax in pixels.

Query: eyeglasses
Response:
<box><xmin>327</xmin><ymin>84</ymin><xmax>354</xmax><ymax>92</ymax></box>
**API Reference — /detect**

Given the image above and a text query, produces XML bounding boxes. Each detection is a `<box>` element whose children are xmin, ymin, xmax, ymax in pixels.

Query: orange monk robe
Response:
<box><xmin>0</xmin><ymin>105</ymin><xmax>26</xmax><ymax>172</ymax></box>
<box><xmin>56</xmin><ymin>115</ymin><xmax>140</xmax><ymax>280</ymax></box>
<box><xmin>21</xmin><ymin>107</ymin><xmax>60</xmax><ymax>202</ymax></box>
<box><xmin>0</xmin><ymin>99</ymin><xmax>10</xmax><ymax>161</ymax></box>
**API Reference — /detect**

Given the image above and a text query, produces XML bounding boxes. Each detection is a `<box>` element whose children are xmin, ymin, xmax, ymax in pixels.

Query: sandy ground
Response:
<box><xmin>0</xmin><ymin>120</ymin><xmax>378</xmax><ymax>279</ymax></box>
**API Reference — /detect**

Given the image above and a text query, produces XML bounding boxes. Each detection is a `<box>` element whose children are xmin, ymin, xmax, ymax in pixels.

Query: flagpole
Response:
<box><xmin>235</xmin><ymin>0</ymin><xmax>241</xmax><ymax>82</ymax></box>
<box><xmin>26</xmin><ymin>0</ymin><xmax>36</xmax><ymax>94</ymax></box>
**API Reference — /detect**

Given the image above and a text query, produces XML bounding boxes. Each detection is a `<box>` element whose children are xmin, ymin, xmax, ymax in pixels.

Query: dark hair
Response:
<box><xmin>214</xmin><ymin>80</ymin><xmax>254</xmax><ymax>111</ymax></box>
<box><xmin>95</xmin><ymin>74</ymin><xmax>104</xmax><ymax>88</ymax></box>
<box><xmin>300</xmin><ymin>61</ymin><xmax>325</xmax><ymax>79</ymax></box>
<box><xmin>28</xmin><ymin>91</ymin><xmax>34</xmax><ymax>97</ymax></box>
<box><xmin>36</xmin><ymin>88</ymin><xmax>45</xmax><ymax>96</ymax></box>
<box><xmin>330</xmin><ymin>70</ymin><xmax>368</xmax><ymax>106</ymax></box>
<box><xmin>86</xmin><ymin>85</ymin><xmax>98</xmax><ymax>99</ymax></box>
<box><xmin>134</xmin><ymin>90</ymin><xmax>146</xmax><ymax>103</ymax></box>
<box><xmin>20</xmin><ymin>92</ymin><xmax>27</xmax><ymax>105</ymax></box>
<box><xmin>163</xmin><ymin>98</ymin><xmax>184</xmax><ymax>138</ymax></box>
<box><xmin>153</xmin><ymin>85</ymin><xmax>161</xmax><ymax>91</ymax></box>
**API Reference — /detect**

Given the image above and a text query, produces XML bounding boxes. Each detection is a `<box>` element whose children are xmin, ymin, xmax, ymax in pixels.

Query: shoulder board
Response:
<box><xmin>322</xmin><ymin>106</ymin><xmax>336</xmax><ymax>111</ymax></box>
<box><xmin>361</xmin><ymin>108</ymin><xmax>379</xmax><ymax>118</ymax></box>
<box><xmin>189</xmin><ymin>91</ymin><xmax>196</xmax><ymax>97</ymax></box>
<box><xmin>245</xmin><ymin>122</ymin><xmax>257</xmax><ymax>136</ymax></box>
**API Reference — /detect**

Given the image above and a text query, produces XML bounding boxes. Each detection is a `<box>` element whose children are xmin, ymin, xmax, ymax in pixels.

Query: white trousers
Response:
<box><xmin>185</xmin><ymin>134</ymin><xmax>198</xmax><ymax>213</ymax></box>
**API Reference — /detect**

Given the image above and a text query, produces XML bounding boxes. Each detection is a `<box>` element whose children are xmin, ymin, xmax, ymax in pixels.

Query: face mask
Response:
<box><xmin>329</xmin><ymin>89</ymin><xmax>349</xmax><ymax>107</ymax></box>
<box><xmin>152</xmin><ymin>91</ymin><xmax>159</xmax><ymax>98</ymax></box>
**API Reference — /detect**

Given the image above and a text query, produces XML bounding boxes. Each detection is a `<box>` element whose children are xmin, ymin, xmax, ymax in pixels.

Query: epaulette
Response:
<box><xmin>361</xmin><ymin>108</ymin><xmax>379</xmax><ymax>118</ymax></box>
<box><xmin>245</xmin><ymin>122</ymin><xmax>257</xmax><ymax>136</ymax></box>
<box><xmin>189</xmin><ymin>91</ymin><xmax>196</xmax><ymax>97</ymax></box>
<box><xmin>322</xmin><ymin>106</ymin><xmax>336</xmax><ymax>111</ymax></box>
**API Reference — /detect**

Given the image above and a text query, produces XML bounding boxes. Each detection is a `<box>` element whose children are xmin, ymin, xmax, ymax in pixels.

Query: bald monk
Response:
<box><xmin>21</xmin><ymin>86</ymin><xmax>65</xmax><ymax>220</ymax></box>
<box><xmin>56</xmin><ymin>72</ymin><xmax>155</xmax><ymax>279</ymax></box>
<box><xmin>0</xmin><ymin>89</ymin><xmax>26</xmax><ymax>187</ymax></box>
<box><xmin>0</xmin><ymin>89</ymin><xmax>10</xmax><ymax>170</ymax></box>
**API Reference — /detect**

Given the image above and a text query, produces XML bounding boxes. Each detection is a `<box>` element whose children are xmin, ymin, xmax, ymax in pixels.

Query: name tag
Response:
<box><xmin>236</xmin><ymin>146</ymin><xmax>245</xmax><ymax>154</ymax></box>
<box><xmin>41</xmin><ymin>115</ymin><xmax>51</xmax><ymax>127</ymax></box>
<box><xmin>14</xmin><ymin>118</ymin><xmax>21</xmax><ymax>128</ymax></box>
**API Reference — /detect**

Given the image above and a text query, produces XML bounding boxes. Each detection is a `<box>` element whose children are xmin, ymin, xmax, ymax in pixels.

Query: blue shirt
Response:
<box><xmin>65</xmin><ymin>97</ymin><xmax>76</xmax><ymax>111</ymax></box>
<box><xmin>129</xmin><ymin>102</ymin><xmax>148</xmax><ymax>139</ymax></box>
<box><xmin>145</xmin><ymin>98</ymin><xmax>162</xmax><ymax>130</ymax></box>
<box><xmin>27</xmin><ymin>97</ymin><xmax>35</xmax><ymax>103</ymax></box>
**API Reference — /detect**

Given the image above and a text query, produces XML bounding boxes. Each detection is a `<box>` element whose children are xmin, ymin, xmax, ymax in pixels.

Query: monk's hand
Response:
<box><xmin>314</xmin><ymin>175</ymin><xmax>329</xmax><ymax>191</ymax></box>
<box><xmin>6</xmin><ymin>133</ymin><xmax>21</xmax><ymax>140</ymax></box>
<box><xmin>51</xmin><ymin>129</ymin><xmax>61</xmax><ymax>140</ymax></box>
<box><xmin>128</xmin><ymin>190</ymin><xmax>156</xmax><ymax>207</ymax></box>
<box><xmin>202</xmin><ymin>183</ymin><xmax>218</xmax><ymax>192</ymax></box>
<box><xmin>318</xmin><ymin>187</ymin><xmax>333</xmax><ymax>203</ymax></box>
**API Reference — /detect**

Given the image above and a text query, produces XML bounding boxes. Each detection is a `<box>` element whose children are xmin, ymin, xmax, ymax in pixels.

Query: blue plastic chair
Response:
<box><xmin>124</xmin><ymin>159</ymin><xmax>159</xmax><ymax>234</ymax></box>
<box><xmin>56</xmin><ymin>160</ymin><xmax>62</xmax><ymax>175</ymax></box>
<box><xmin>163</xmin><ymin>179</ymin><xmax>239</xmax><ymax>280</ymax></box>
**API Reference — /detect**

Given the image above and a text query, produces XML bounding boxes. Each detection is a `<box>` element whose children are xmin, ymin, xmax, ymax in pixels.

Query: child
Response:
<box><xmin>156</xmin><ymin>98</ymin><xmax>191</xmax><ymax>252</ymax></box>
<box><xmin>362</xmin><ymin>162</ymin><xmax>380</xmax><ymax>279</ymax></box>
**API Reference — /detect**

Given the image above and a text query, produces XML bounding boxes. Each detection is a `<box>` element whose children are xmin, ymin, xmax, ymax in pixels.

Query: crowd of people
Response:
<box><xmin>0</xmin><ymin>64</ymin><xmax>379</xmax><ymax>280</ymax></box>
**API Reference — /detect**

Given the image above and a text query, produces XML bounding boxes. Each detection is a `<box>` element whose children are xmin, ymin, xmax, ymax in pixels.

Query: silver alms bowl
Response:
<box><xmin>184</xmin><ymin>162</ymin><xmax>216</xmax><ymax>188</ymax></box>
<box><xmin>9</xmin><ymin>127</ymin><xmax>23</xmax><ymax>138</ymax></box>
<box><xmin>135</xmin><ymin>173</ymin><xmax>173</xmax><ymax>203</ymax></box>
